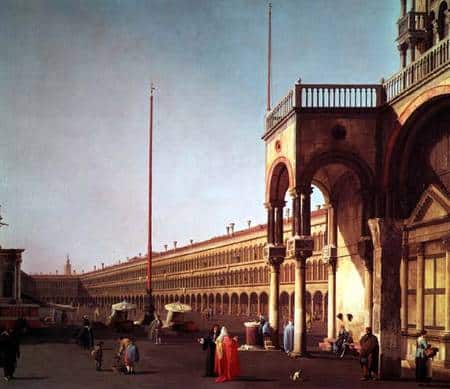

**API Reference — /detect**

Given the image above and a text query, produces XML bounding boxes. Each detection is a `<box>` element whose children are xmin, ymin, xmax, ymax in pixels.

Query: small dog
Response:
<box><xmin>291</xmin><ymin>369</ymin><xmax>303</xmax><ymax>382</ymax></box>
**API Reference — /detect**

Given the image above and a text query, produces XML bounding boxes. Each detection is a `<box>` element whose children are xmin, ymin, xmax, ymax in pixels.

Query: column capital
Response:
<box><xmin>264</xmin><ymin>244</ymin><xmax>286</xmax><ymax>267</ymax></box>
<box><xmin>270</xmin><ymin>200</ymin><xmax>286</xmax><ymax>208</ymax></box>
<box><xmin>286</xmin><ymin>236</ymin><xmax>313</xmax><ymax>260</ymax></box>
<box><xmin>264</xmin><ymin>202</ymin><xmax>273</xmax><ymax>210</ymax></box>
<box><xmin>416</xmin><ymin>241</ymin><xmax>425</xmax><ymax>256</ymax></box>
<box><xmin>442</xmin><ymin>235</ymin><xmax>450</xmax><ymax>251</ymax></box>
<box><xmin>288</xmin><ymin>188</ymin><xmax>299</xmax><ymax>199</ymax></box>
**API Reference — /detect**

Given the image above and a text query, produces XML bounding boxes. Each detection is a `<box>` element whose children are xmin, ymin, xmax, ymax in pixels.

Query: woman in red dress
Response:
<box><xmin>214</xmin><ymin>326</ymin><xmax>240</xmax><ymax>383</ymax></box>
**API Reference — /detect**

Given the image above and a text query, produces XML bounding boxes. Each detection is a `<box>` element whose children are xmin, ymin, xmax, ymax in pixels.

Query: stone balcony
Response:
<box><xmin>397</xmin><ymin>11</ymin><xmax>428</xmax><ymax>46</ymax></box>
<box><xmin>265</xmin><ymin>83</ymin><xmax>384</xmax><ymax>133</ymax></box>
<box><xmin>265</xmin><ymin>35</ymin><xmax>450</xmax><ymax>134</ymax></box>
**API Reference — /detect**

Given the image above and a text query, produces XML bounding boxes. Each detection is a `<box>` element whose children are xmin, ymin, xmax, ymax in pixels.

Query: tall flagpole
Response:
<box><xmin>267</xmin><ymin>3</ymin><xmax>272</xmax><ymax>112</ymax></box>
<box><xmin>146</xmin><ymin>84</ymin><xmax>155</xmax><ymax>321</ymax></box>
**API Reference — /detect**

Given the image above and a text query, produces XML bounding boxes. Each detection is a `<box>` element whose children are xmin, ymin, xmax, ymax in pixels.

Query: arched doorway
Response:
<box><xmin>259</xmin><ymin>292</ymin><xmax>268</xmax><ymax>317</ymax></box>
<box><xmin>239</xmin><ymin>293</ymin><xmax>249</xmax><ymax>316</ymax></box>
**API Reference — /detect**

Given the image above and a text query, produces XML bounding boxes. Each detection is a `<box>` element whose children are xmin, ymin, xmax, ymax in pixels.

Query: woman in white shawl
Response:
<box><xmin>214</xmin><ymin>326</ymin><xmax>240</xmax><ymax>383</ymax></box>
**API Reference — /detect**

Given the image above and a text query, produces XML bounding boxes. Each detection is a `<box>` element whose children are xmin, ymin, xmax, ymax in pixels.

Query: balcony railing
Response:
<box><xmin>384</xmin><ymin>37</ymin><xmax>450</xmax><ymax>102</ymax></box>
<box><xmin>398</xmin><ymin>11</ymin><xmax>428</xmax><ymax>37</ymax></box>
<box><xmin>265</xmin><ymin>83</ymin><xmax>383</xmax><ymax>132</ymax></box>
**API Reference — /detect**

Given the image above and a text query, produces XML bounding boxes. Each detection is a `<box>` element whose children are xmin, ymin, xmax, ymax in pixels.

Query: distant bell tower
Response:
<box><xmin>397</xmin><ymin>0</ymin><xmax>449</xmax><ymax>68</ymax></box>
<box><xmin>64</xmin><ymin>254</ymin><xmax>72</xmax><ymax>276</ymax></box>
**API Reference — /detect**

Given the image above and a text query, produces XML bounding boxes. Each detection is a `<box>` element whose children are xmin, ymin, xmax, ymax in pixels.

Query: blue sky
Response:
<box><xmin>0</xmin><ymin>0</ymin><xmax>399</xmax><ymax>273</ymax></box>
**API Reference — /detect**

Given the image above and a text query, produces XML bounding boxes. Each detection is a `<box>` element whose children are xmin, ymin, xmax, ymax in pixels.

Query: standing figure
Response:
<box><xmin>124</xmin><ymin>338</ymin><xmax>140</xmax><ymax>375</ymax></box>
<box><xmin>214</xmin><ymin>326</ymin><xmax>240</xmax><ymax>383</ymax></box>
<box><xmin>359</xmin><ymin>327</ymin><xmax>379</xmax><ymax>381</ymax></box>
<box><xmin>91</xmin><ymin>341</ymin><xmax>104</xmax><ymax>371</ymax></box>
<box><xmin>415</xmin><ymin>330</ymin><xmax>430</xmax><ymax>382</ymax></box>
<box><xmin>257</xmin><ymin>314</ymin><xmax>266</xmax><ymax>346</ymax></box>
<box><xmin>198</xmin><ymin>324</ymin><xmax>219</xmax><ymax>377</ymax></box>
<box><xmin>283</xmin><ymin>320</ymin><xmax>294</xmax><ymax>354</ymax></box>
<box><xmin>0</xmin><ymin>329</ymin><xmax>20</xmax><ymax>381</ymax></box>
<box><xmin>153</xmin><ymin>315</ymin><xmax>163</xmax><ymax>345</ymax></box>
<box><xmin>79</xmin><ymin>323</ymin><xmax>94</xmax><ymax>349</ymax></box>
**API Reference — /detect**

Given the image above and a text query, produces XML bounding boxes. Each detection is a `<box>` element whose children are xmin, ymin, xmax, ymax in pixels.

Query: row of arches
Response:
<box><xmin>153</xmin><ymin>258</ymin><xmax>327</xmax><ymax>291</ymax></box>
<box><xmin>153</xmin><ymin>244</ymin><xmax>266</xmax><ymax>276</ymax></box>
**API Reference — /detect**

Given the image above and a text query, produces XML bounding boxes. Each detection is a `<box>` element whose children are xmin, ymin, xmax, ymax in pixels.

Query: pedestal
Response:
<box><xmin>244</xmin><ymin>322</ymin><xmax>260</xmax><ymax>346</ymax></box>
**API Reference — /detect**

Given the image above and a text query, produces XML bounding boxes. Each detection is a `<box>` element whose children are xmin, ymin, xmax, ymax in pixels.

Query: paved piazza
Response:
<box><xmin>3</xmin><ymin>330</ymin><xmax>450</xmax><ymax>388</ymax></box>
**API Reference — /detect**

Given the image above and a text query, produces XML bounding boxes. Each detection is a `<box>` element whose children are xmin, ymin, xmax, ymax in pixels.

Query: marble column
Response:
<box><xmin>324</xmin><ymin>202</ymin><xmax>337</xmax><ymax>339</ymax></box>
<box><xmin>325</xmin><ymin>251</ymin><xmax>337</xmax><ymax>339</ymax></box>
<box><xmin>265</xmin><ymin>245</ymin><xmax>285</xmax><ymax>347</ymax></box>
<box><xmin>416</xmin><ymin>242</ymin><xmax>425</xmax><ymax>334</ymax></box>
<box><xmin>293</xmin><ymin>256</ymin><xmax>307</xmax><ymax>355</ymax></box>
<box><xmin>269</xmin><ymin>262</ymin><xmax>281</xmax><ymax>344</ymax></box>
<box><xmin>368</xmin><ymin>218</ymin><xmax>402</xmax><ymax>379</ymax></box>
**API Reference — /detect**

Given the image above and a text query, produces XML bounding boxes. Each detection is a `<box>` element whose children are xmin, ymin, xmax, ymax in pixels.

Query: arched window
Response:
<box><xmin>438</xmin><ymin>1</ymin><xmax>449</xmax><ymax>40</ymax></box>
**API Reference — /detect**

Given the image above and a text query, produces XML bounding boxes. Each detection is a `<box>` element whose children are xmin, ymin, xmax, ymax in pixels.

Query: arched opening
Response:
<box><xmin>390</xmin><ymin>96</ymin><xmax>450</xmax><ymax>217</ymax></box>
<box><xmin>223</xmin><ymin>293</ymin><xmax>230</xmax><ymax>315</ymax></box>
<box><xmin>215</xmin><ymin>293</ymin><xmax>222</xmax><ymax>315</ymax></box>
<box><xmin>280</xmin><ymin>291</ymin><xmax>290</xmax><ymax>324</ymax></box>
<box><xmin>231</xmin><ymin>293</ymin><xmax>239</xmax><ymax>315</ymax></box>
<box><xmin>305</xmin><ymin>291</ymin><xmax>312</xmax><ymax>320</ymax></box>
<box><xmin>196</xmin><ymin>294</ymin><xmax>201</xmax><ymax>312</ymax></box>
<box><xmin>313</xmin><ymin>291</ymin><xmax>323</xmax><ymax>321</ymax></box>
<box><xmin>438</xmin><ymin>1</ymin><xmax>449</xmax><ymax>40</ymax></box>
<box><xmin>250</xmin><ymin>292</ymin><xmax>258</xmax><ymax>316</ymax></box>
<box><xmin>259</xmin><ymin>292</ymin><xmax>268</xmax><ymax>317</ymax></box>
<box><xmin>208</xmin><ymin>293</ymin><xmax>214</xmax><ymax>313</ymax></box>
<box><xmin>239</xmin><ymin>293</ymin><xmax>249</xmax><ymax>316</ymax></box>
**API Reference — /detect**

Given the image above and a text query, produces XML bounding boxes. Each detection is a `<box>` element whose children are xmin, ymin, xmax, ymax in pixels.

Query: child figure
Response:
<box><xmin>91</xmin><ymin>341</ymin><xmax>104</xmax><ymax>371</ymax></box>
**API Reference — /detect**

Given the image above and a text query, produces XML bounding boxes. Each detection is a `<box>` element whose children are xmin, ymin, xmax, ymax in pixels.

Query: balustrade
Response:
<box><xmin>384</xmin><ymin>37</ymin><xmax>450</xmax><ymax>101</ymax></box>
<box><xmin>265</xmin><ymin>83</ymin><xmax>383</xmax><ymax>132</ymax></box>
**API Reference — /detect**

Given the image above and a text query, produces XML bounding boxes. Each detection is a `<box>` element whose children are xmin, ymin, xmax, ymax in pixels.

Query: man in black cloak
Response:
<box><xmin>198</xmin><ymin>324</ymin><xmax>220</xmax><ymax>377</ymax></box>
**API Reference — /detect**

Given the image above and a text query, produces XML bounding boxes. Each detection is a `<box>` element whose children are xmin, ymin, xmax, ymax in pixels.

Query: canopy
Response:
<box><xmin>164</xmin><ymin>302</ymin><xmax>192</xmax><ymax>313</ymax></box>
<box><xmin>111</xmin><ymin>300</ymin><xmax>137</xmax><ymax>311</ymax></box>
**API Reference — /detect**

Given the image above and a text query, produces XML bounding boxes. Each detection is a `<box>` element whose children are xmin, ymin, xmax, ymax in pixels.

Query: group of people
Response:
<box><xmin>111</xmin><ymin>336</ymin><xmax>140</xmax><ymax>374</ymax></box>
<box><xmin>77</xmin><ymin>315</ymin><xmax>140</xmax><ymax>375</ymax></box>
<box><xmin>198</xmin><ymin>325</ymin><xmax>240</xmax><ymax>383</ymax></box>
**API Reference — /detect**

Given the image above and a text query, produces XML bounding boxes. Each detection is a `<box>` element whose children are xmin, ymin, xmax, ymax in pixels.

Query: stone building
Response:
<box><xmin>24</xmin><ymin>210</ymin><xmax>328</xmax><ymax>331</ymax></box>
<box><xmin>262</xmin><ymin>0</ymin><xmax>450</xmax><ymax>376</ymax></box>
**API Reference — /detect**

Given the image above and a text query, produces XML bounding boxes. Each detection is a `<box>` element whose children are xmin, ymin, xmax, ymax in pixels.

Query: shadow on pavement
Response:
<box><xmin>236</xmin><ymin>376</ymin><xmax>278</xmax><ymax>382</ymax></box>
<box><xmin>13</xmin><ymin>376</ymin><xmax>49</xmax><ymax>380</ymax></box>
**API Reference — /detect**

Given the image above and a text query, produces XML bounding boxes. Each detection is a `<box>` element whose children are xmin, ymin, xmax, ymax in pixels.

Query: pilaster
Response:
<box><xmin>368</xmin><ymin>218</ymin><xmax>402</xmax><ymax>380</ymax></box>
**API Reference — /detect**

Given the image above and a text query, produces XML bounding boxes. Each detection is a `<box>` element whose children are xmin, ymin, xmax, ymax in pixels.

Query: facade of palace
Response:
<box><xmin>261</xmin><ymin>0</ymin><xmax>450</xmax><ymax>377</ymax></box>
<box><xmin>25</xmin><ymin>208</ymin><xmax>328</xmax><ymax>327</ymax></box>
